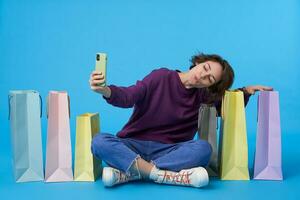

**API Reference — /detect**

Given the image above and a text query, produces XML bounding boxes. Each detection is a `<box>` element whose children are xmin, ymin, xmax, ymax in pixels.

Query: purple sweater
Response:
<box><xmin>103</xmin><ymin>68</ymin><xmax>251</xmax><ymax>144</ymax></box>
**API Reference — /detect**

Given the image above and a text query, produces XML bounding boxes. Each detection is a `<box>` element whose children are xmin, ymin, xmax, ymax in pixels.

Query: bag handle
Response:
<box><xmin>214</xmin><ymin>106</ymin><xmax>219</xmax><ymax>130</ymax></box>
<box><xmin>197</xmin><ymin>104</ymin><xmax>205</xmax><ymax>133</ymax></box>
<box><xmin>46</xmin><ymin>95</ymin><xmax>49</xmax><ymax>118</ymax></box>
<box><xmin>39</xmin><ymin>94</ymin><xmax>42</xmax><ymax>118</ymax></box>
<box><xmin>221</xmin><ymin>94</ymin><xmax>225</xmax><ymax>119</ymax></box>
<box><xmin>68</xmin><ymin>95</ymin><xmax>71</xmax><ymax>118</ymax></box>
<box><xmin>257</xmin><ymin>94</ymin><xmax>260</xmax><ymax>122</ymax></box>
<box><xmin>8</xmin><ymin>95</ymin><xmax>12</xmax><ymax>120</ymax></box>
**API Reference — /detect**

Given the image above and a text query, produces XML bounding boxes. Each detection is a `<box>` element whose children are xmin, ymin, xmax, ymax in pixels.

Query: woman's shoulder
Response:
<box><xmin>145</xmin><ymin>67</ymin><xmax>174</xmax><ymax>80</ymax></box>
<box><xmin>150</xmin><ymin>67</ymin><xmax>172</xmax><ymax>74</ymax></box>
<box><xmin>141</xmin><ymin>67</ymin><xmax>171</xmax><ymax>84</ymax></box>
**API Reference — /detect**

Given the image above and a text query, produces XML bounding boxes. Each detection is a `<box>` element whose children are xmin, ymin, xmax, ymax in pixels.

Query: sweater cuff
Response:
<box><xmin>102</xmin><ymin>85</ymin><xmax>117</xmax><ymax>104</ymax></box>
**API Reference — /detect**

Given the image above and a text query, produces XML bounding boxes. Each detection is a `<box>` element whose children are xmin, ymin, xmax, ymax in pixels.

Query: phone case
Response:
<box><xmin>95</xmin><ymin>53</ymin><xmax>107</xmax><ymax>86</ymax></box>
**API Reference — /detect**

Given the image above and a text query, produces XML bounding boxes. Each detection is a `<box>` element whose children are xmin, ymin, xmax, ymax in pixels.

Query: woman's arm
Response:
<box><xmin>102</xmin><ymin>81</ymin><xmax>147</xmax><ymax>108</ymax></box>
<box><xmin>90</xmin><ymin>69</ymin><xmax>158</xmax><ymax>108</ymax></box>
<box><xmin>243</xmin><ymin>85</ymin><xmax>273</xmax><ymax>95</ymax></box>
<box><xmin>214</xmin><ymin>85</ymin><xmax>273</xmax><ymax>116</ymax></box>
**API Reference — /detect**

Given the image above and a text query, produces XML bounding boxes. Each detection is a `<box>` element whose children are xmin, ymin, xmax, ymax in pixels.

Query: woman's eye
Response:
<box><xmin>204</xmin><ymin>65</ymin><xmax>208</xmax><ymax>71</ymax></box>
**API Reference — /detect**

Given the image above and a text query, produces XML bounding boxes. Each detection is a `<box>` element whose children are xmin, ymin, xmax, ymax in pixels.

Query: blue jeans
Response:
<box><xmin>91</xmin><ymin>133</ymin><xmax>212</xmax><ymax>174</ymax></box>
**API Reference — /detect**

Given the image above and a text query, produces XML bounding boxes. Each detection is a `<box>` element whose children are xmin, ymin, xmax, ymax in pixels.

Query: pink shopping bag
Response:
<box><xmin>45</xmin><ymin>91</ymin><xmax>73</xmax><ymax>182</ymax></box>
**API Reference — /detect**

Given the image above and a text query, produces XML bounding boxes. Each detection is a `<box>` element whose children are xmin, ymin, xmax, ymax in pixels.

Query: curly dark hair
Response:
<box><xmin>189</xmin><ymin>53</ymin><xmax>235</xmax><ymax>102</ymax></box>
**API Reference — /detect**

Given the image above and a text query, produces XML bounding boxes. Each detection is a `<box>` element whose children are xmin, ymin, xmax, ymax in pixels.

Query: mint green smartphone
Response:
<box><xmin>95</xmin><ymin>53</ymin><xmax>107</xmax><ymax>86</ymax></box>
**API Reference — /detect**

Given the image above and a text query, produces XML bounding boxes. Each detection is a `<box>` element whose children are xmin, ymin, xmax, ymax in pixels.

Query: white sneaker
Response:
<box><xmin>102</xmin><ymin>167</ymin><xmax>141</xmax><ymax>187</ymax></box>
<box><xmin>150</xmin><ymin>166</ymin><xmax>209</xmax><ymax>188</ymax></box>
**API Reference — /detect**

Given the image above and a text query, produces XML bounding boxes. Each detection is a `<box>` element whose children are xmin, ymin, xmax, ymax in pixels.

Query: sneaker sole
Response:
<box><xmin>102</xmin><ymin>167</ymin><xmax>114</xmax><ymax>187</ymax></box>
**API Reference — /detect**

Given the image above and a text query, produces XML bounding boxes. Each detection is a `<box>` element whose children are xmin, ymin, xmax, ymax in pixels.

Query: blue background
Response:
<box><xmin>0</xmin><ymin>0</ymin><xmax>299</xmax><ymax>199</ymax></box>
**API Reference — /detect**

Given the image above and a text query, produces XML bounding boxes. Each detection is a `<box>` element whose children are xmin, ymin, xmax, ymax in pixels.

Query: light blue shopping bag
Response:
<box><xmin>8</xmin><ymin>90</ymin><xmax>44</xmax><ymax>182</ymax></box>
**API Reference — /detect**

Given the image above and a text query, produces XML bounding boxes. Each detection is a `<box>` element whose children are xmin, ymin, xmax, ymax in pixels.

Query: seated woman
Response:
<box><xmin>89</xmin><ymin>53</ymin><xmax>272</xmax><ymax>188</ymax></box>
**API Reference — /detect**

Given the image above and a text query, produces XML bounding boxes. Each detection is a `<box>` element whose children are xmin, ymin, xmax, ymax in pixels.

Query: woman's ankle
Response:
<box><xmin>129</xmin><ymin>158</ymin><xmax>155</xmax><ymax>180</ymax></box>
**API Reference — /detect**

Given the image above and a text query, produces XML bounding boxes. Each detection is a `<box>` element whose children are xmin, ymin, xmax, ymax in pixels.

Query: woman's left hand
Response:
<box><xmin>244</xmin><ymin>85</ymin><xmax>273</xmax><ymax>95</ymax></box>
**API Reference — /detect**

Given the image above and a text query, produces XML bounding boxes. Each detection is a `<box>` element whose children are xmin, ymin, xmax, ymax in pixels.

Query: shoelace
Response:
<box><xmin>160</xmin><ymin>171</ymin><xmax>193</xmax><ymax>185</ymax></box>
<box><xmin>116</xmin><ymin>170</ymin><xmax>129</xmax><ymax>183</ymax></box>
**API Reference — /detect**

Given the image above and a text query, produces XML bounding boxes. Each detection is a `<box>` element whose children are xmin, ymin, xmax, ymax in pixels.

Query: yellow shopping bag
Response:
<box><xmin>220</xmin><ymin>91</ymin><xmax>250</xmax><ymax>180</ymax></box>
<box><xmin>74</xmin><ymin>113</ymin><xmax>102</xmax><ymax>181</ymax></box>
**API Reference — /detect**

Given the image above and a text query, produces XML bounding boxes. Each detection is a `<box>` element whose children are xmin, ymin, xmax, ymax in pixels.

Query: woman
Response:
<box><xmin>89</xmin><ymin>53</ymin><xmax>272</xmax><ymax>188</ymax></box>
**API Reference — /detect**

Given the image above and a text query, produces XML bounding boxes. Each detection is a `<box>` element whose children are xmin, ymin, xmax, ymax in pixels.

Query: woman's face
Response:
<box><xmin>189</xmin><ymin>61</ymin><xmax>223</xmax><ymax>88</ymax></box>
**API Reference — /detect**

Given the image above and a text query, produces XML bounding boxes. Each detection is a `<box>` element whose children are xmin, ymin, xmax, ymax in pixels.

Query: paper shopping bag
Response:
<box><xmin>253</xmin><ymin>91</ymin><xmax>283</xmax><ymax>180</ymax></box>
<box><xmin>220</xmin><ymin>91</ymin><xmax>250</xmax><ymax>180</ymax></box>
<box><xmin>197</xmin><ymin>104</ymin><xmax>219</xmax><ymax>177</ymax></box>
<box><xmin>74</xmin><ymin>113</ymin><xmax>102</xmax><ymax>181</ymax></box>
<box><xmin>45</xmin><ymin>91</ymin><xmax>73</xmax><ymax>182</ymax></box>
<box><xmin>8</xmin><ymin>90</ymin><xmax>44</xmax><ymax>182</ymax></box>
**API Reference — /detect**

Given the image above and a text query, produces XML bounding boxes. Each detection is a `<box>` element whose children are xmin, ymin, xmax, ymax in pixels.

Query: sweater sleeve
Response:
<box><xmin>214</xmin><ymin>87</ymin><xmax>252</xmax><ymax>117</ymax></box>
<box><xmin>102</xmin><ymin>69</ymin><xmax>159</xmax><ymax>108</ymax></box>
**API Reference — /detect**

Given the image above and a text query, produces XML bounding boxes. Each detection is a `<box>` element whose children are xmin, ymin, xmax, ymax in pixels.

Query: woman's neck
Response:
<box><xmin>178</xmin><ymin>71</ymin><xmax>193</xmax><ymax>89</ymax></box>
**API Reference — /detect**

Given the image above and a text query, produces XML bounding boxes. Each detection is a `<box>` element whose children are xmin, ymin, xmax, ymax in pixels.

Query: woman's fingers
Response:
<box><xmin>91</xmin><ymin>86</ymin><xmax>104</xmax><ymax>91</ymax></box>
<box><xmin>89</xmin><ymin>70</ymin><xmax>106</xmax><ymax>93</ymax></box>
<box><xmin>256</xmin><ymin>86</ymin><xmax>273</xmax><ymax>91</ymax></box>
<box><xmin>89</xmin><ymin>80</ymin><xmax>105</xmax><ymax>86</ymax></box>
<box><xmin>92</xmin><ymin>79</ymin><xmax>105</xmax><ymax>84</ymax></box>
<box><xmin>90</xmin><ymin>73</ymin><xmax>103</xmax><ymax>79</ymax></box>
<box><xmin>93</xmin><ymin>75</ymin><xmax>104</xmax><ymax>79</ymax></box>
<box><xmin>92</xmin><ymin>71</ymin><xmax>102</xmax><ymax>76</ymax></box>
<box><xmin>262</xmin><ymin>86</ymin><xmax>273</xmax><ymax>91</ymax></box>
<box><xmin>89</xmin><ymin>75</ymin><xmax>105</xmax><ymax>83</ymax></box>
<box><xmin>90</xmin><ymin>71</ymin><xmax>103</xmax><ymax>79</ymax></box>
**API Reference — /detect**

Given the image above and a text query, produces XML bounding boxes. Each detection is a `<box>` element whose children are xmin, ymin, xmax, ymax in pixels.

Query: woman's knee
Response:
<box><xmin>91</xmin><ymin>133</ymin><xmax>115</xmax><ymax>156</ymax></box>
<box><xmin>192</xmin><ymin>140</ymin><xmax>213</xmax><ymax>166</ymax></box>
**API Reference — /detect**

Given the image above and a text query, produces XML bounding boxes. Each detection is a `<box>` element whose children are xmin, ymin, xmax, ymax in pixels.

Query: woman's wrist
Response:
<box><xmin>241</xmin><ymin>87</ymin><xmax>252</xmax><ymax>96</ymax></box>
<box><xmin>102</xmin><ymin>86</ymin><xmax>111</xmax><ymax>98</ymax></box>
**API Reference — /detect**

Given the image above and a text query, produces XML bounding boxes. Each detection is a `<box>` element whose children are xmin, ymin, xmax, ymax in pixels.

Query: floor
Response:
<box><xmin>1</xmin><ymin>129</ymin><xmax>299</xmax><ymax>200</ymax></box>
